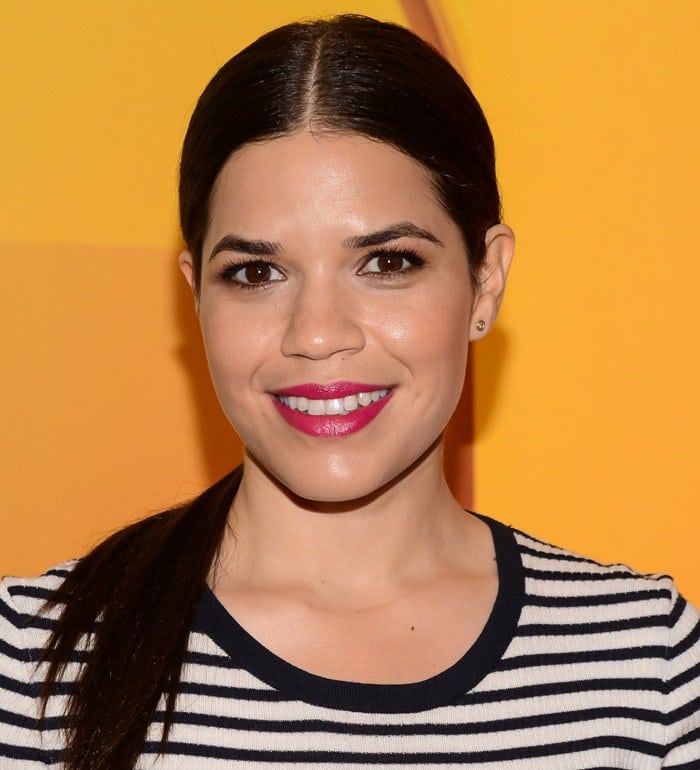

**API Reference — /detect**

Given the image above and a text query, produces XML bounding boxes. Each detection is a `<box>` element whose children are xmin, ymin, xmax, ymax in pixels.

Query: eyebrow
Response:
<box><xmin>208</xmin><ymin>221</ymin><xmax>442</xmax><ymax>262</ymax></box>
<box><xmin>209</xmin><ymin>235</ymin><xmax>281</xmax><ymax>261</ymax></box>
<box><xmin>344</xmin><ymin>222</ymin><xmax>442</xmax><ymax>249</ymax></box>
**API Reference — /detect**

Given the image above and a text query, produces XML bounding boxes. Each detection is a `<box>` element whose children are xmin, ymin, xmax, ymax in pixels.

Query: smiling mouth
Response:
<box><xmin>276</xmin><ymin>388</ymin><xmax>391</xmax><ymax>416</ymax></box>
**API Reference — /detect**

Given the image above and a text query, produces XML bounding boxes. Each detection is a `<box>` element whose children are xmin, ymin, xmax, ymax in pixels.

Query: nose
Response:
<box><xmin>280</xmin><ymin>278</ymin><xmax>365</xmax><ymax>360</ymax></box>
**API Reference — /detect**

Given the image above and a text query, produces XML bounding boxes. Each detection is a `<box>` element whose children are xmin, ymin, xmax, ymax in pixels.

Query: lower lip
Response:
<box><xmin>272</xmin><ymin>391</ymin><xmax>394</xmax><ymax>438</ymax></box>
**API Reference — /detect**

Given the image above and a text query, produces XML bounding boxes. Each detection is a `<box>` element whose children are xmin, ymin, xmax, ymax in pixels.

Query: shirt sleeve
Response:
<box><xmin>0</xmin><ymin>577</ymin><xmax>58</xmax><ymax>767</ymax></box>
<box><xmin>662</xmin><ymin>584</ymin><xmax>700</xmax><ymax>768</ymax></box>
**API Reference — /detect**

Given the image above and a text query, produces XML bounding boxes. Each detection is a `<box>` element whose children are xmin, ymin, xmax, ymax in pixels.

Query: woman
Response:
<box><xmin>1</xmin><ymin>14</ymin><xmax>698</xmax><ymax>769</ymax></box>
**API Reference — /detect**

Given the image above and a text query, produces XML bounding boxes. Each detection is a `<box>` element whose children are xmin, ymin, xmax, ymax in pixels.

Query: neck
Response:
<box><xmin>214</xmin><ymin>444</ymin><xmax>475</xmax><ymax>593</ymax></box>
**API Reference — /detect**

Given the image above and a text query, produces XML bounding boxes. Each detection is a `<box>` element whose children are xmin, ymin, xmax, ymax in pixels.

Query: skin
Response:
<box><xmin>180</xmin><ymin>130</ymin><xmax>514</xmax><ymax>683</ymax></box>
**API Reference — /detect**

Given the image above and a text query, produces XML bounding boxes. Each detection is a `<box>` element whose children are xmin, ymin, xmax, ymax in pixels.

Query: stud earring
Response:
<box><xmin>475</xmin><ymin>319</ymin><xmax>486</xmax><ymax>332</ymax></box>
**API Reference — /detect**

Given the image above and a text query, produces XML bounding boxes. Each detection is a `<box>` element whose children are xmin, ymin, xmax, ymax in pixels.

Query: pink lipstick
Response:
<box><xmin>272</xmin><ymin>382</ymin><xmax>395</xmax><ymax>437</ymax></box>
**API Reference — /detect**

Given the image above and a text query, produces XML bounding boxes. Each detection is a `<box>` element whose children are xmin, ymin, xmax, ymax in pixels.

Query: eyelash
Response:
<box><xmin>216</xmin><ymin>248</ymin><xmax>426</xmax><ymax>290</ymax></box>
<box><xmin>359</xmin><ymin>248</ymin><xmax>426</xmax><ymax>277</ymax></box>
<box><xmin>217</xmin><ymin>258</ymin><xmax>285</xmax><ymax>291</ymax></box>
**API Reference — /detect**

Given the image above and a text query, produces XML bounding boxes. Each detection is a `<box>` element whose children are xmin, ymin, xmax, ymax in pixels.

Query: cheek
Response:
<box><xmin>198</xmin><ymin>303</ymin><xmax>267</xmax><ymax>394</ymax></box>
<box><xmin>374</xmin><ymin>288</ymin><xmax>471</xmax><ymax>362</ymax></box>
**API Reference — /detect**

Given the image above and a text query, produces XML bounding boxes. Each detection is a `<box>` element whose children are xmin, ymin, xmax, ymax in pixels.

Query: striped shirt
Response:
<box><xmin>2</xmin><ymin>515</ymin><xmax>699</xmax><ymax>768</ymax></box>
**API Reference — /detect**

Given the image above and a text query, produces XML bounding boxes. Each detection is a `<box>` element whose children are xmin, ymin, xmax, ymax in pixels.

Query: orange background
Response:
<box><xmin>1</xmin><ymin>1</ymin><xmax>698</xmax><ymax>603</ymax></box>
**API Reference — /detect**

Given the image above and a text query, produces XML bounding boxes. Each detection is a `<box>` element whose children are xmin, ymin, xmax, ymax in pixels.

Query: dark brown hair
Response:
<box><xmin>40</xmin><ymin>14</ymin><xmax>501</xmax><ymax>769</ymax></box>
<box><xmin>180</xmin><ymin>14</ymin><xmax>499</xmax><ymax>287</ymax></box>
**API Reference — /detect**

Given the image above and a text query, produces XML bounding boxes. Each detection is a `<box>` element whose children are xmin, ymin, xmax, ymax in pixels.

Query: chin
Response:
<box><xmin>247</xmin><ymin>443</ymin><xmax>438</xmax><ymax>510</ymax></box>
<box><xmin>269</xmin><ymin>462</ymin><xmax>391</xmax><ymax>507</ymax></box>
<box><xmin>291</xmin><ymin>478</ymin><xmax>389</xmax><ymax>506</ymax></box>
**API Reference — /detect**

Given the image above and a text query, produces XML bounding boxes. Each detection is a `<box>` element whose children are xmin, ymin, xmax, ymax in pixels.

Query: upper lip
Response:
<box><xmin>274</xmin><ymin>382</ymin><xmax>392</xmax><ymax>399</ymax></box>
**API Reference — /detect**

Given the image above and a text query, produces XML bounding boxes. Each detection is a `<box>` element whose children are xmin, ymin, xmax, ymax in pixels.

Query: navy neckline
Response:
<box><xmin>194</xmin><ymin>514</ymin><xmax>524</xmax><ymax>713</ymax></box>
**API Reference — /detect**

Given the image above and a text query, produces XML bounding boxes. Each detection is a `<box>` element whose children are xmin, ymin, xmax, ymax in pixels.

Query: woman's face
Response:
<box><xmin>181</xmin><ymin>131</ymin><xmax>510</xmax><ymax>502</ymax></box>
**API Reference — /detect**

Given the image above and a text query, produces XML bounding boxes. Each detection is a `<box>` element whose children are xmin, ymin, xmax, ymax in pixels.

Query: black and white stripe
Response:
<box><xmin>2</xmin><ymin>517</ymin><xmax>699</xmax><ymax>768</ymax></box>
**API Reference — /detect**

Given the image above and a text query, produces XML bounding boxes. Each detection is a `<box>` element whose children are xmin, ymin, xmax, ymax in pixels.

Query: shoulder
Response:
<box><xmin>513</xmin><ymin>525</ymin><xmax>674</xmax><ymax>582</ymax></box>
<box><xmin>1</xmin><ymin>562</ymin><xmax>77</xmax><ymax>658</ymax></box>
<box><xmin>0</xmin><ymin>563</ymin><xmax>76</xmax><ymax>757</ymax></box>
<box><xmin>0</xmin><ymin>560</ymin><xmax>78</xmax><ymax>614</ymax></box>
<box><xmin>510</xmin><ymin>525</ymin><xmax>697</xmax><ymax>639</ymax></box>
<box><xmin>2</xmin><ymin>562</ymin><xmax>76</xmax><ymax>621</ymax></box>
<box><xmin>488</xmin><ymin>522</ymin><xmax>700</xmax><ymax>761</ymax></box>
<box><xmin>0</xmin><ymin>565</ymin><xmax>76</xmax><ymax>765</ymax></box>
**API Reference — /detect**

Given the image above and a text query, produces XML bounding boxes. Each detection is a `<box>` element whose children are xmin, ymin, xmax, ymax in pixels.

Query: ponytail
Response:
<box><xmin>40</xmin><ymin>466</ymin><xmax>242</xmax><ymax>769</ymax></box>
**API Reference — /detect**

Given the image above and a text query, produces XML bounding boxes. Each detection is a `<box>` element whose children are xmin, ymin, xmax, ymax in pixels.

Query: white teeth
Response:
<box><xmin>307</xmin><ymin>399</ymin><xmax>325</xmax><ymax>416</ymax></box>
<box><xmin>343</xmin><ymin>394</ymin><xmax>358</xmax><ymax>412</ymax></box>
<box><xmin>278</xmin><ymin>389</ymin><xmax>389</xmax><ymax>416</ymax></box>
<box><xmin>358</xmin><ymin>392</ymin><xmax>372</xmax><ymax>406</ymax></box>
<box><xmin>326</xmin><ymin>398</ymin><xmax>344</xmax><ymax>415</ymax></box>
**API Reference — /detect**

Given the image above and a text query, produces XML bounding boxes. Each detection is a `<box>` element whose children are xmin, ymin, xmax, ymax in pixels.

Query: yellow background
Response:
<box><xmin>458</xmin><ymin>0</ymin><xmax>700</xmax><ymax>601</ymax></box>
<box><xmin>1</xmin><ymin>1</ymin><xmax>698</xmax><ymax>603</ymax></box>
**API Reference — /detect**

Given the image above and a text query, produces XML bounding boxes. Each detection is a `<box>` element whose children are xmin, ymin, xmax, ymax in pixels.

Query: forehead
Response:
<box><xmin>206</xmin><ymin>130</ymin><xmax>448</xmax><ymax>239</ymax></box>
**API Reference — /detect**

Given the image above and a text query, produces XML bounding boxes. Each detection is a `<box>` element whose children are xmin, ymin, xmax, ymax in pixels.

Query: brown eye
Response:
<box><xmin>223</xmin><ymin>260</ymin><xmax>285</xmax><ymax>287</ymax></box>
<box><xmin>375</xmin><ymin>254</ymin><xmax>405</xmax><ymax>272</ymax></box>
<box><xmin>244</xmin><ymin>263</ymin><xmax>273</xmax><ymax>283</ymax></box>
<box><xmin>361</xmin><ymin>250</ymin><xmax>424</xmax><ymax>276</ymax></box>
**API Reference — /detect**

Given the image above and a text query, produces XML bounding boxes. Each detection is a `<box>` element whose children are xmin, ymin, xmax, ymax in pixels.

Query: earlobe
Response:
<box><xmin>469</xmin><ymin>224</ymin><xmax>514</xmax><ymax>341</ymax></box>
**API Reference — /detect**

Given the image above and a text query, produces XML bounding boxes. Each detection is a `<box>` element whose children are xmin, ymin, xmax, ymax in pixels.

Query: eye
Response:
<box><xmin>359</xmin><ymin>248</ymin><xmax>425</xmax><ymax>276</ymax></box>
<box><xmin>219</xmin><ymin>260</ymin><xmax>285</xmax><ymax>288</ymax></box>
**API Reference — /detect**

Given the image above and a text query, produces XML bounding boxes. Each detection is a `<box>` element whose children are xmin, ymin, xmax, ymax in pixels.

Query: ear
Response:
<box><xmin>178</xmin><ymin>250</ymin><xmax>199</xmax><ymax>312</ymax></box>
<box><xmin>469</xmin><ymin>224</ymin><xmax>514</xmax><ymax>340</ymax></box>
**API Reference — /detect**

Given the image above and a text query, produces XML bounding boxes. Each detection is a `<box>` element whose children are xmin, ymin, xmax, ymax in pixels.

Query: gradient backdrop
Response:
<box><xmin>2</xmin><ymin>1</ymin><xmax>698</xmax><ymax>603</ymax></box>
